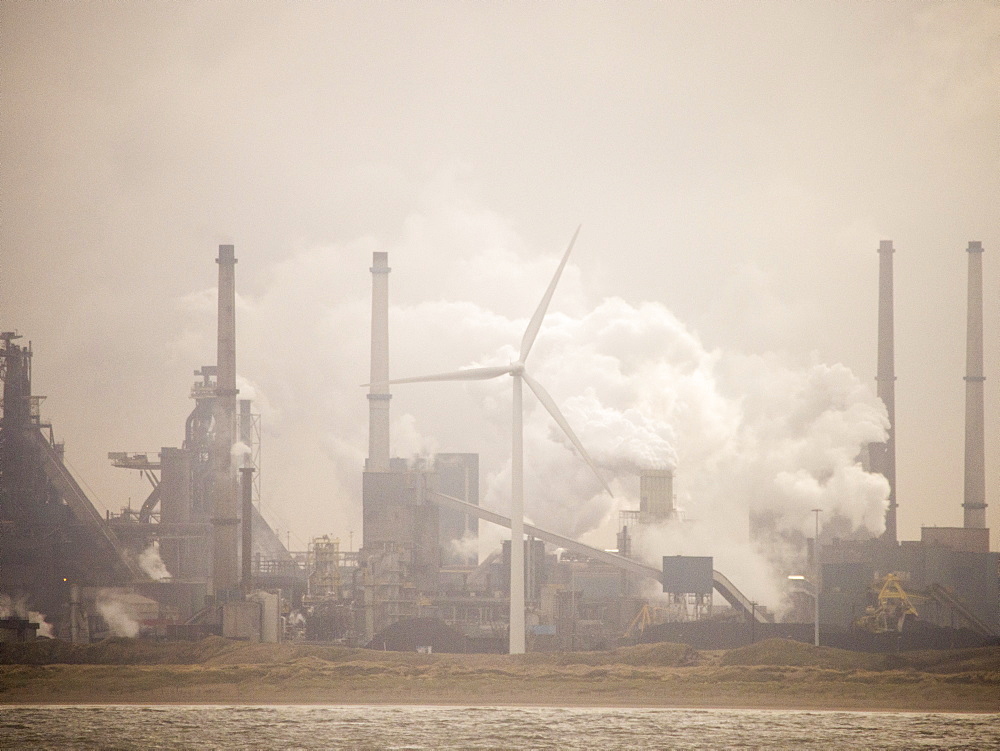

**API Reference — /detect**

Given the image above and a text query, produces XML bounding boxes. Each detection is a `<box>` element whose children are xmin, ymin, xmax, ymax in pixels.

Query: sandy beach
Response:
<box><xmin>2</xmin><ymin>638</ymin><xmax>998</xmax><ymax>712</ymax></box>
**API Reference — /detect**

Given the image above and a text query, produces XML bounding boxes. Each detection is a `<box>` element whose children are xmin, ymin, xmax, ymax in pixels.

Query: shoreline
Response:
<box><xmin>3</xmin><ymin>700</ymin><xmax>998</xmax><ymax>715</ymax></box>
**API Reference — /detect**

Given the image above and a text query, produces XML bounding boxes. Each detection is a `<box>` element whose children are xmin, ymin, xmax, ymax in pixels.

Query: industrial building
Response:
<box><xmin>1</xmin><ymin>247</ymin><xmax>294</xmax><ymax>642</ymax></box>
<box><xmin>815</xmin><ymin>241</ymin><xmax>999</xmax><ymax>645</ymax></box>
<box><xmin>0</xmin><ymin>331</ymin><xmax>144</xmax><ymax>626</ymax></box>
<box><xmin>0</xmin><ymin>239</ymin><xmax>996</xmax><ymax>652</ymax></box>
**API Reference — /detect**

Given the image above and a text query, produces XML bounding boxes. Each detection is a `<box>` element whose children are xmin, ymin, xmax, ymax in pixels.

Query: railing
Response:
<box><xmin>255</xmin><ymin>559</ymin><xmax>306</xmax><ymax>576</ymax></box>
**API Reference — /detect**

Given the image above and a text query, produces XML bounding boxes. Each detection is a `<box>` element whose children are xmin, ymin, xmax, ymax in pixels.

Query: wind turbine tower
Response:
<box><xmin>383</xmin><ymin>228</ymin><xmax>611</xmax><ymax>654</ymax></box>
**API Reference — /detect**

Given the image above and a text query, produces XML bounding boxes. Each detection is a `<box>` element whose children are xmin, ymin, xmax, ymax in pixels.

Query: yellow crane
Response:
<box><xmin>854</xmin><ymin>573</ymin><xmax>923</xmax><ymax>633</ymax></box>
<box><xmin>624</xmin><ymin>604</ymin><xmax>673</xmax><ymax>639</ymax></box>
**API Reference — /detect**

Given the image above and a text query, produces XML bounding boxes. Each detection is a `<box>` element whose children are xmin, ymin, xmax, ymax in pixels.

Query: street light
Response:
<box><xmin>788</xmin><ymin>508</ymin><xmax>823</xmax><ymax>648</ymax></box>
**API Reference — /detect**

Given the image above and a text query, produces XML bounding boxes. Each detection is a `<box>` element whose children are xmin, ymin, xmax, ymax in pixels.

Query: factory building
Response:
<box><xmin>354</xmin><ymin>250</ymin><xmax>766</xmax><ymax>651</ymax></box>
<box><xmin>0</xmin><ymin>238</ymin><xmax>995</xmax><ymax>652</ymax></box>
<box><xmin>817</xmin><ymin>241</ymin><xmax>998</xmax><ymax>645</ymax></box>
<box><xmin>435</xmin><ymin>453</ymin><xmax>479</xmax><ymax>567</ymax></box>
<box><xmin>0</xmin><ymin>247</ymin><xmax>296</xmax><ymax>641</ymax></box>
<box><xmin>0</xmin><ymin>332</ymin><xmax>144</xmax><ymax>628</ymax></box>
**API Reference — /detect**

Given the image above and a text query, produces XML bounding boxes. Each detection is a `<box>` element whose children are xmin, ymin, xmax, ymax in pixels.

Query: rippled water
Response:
<box><xmin>1</xmin><ymin>705</ymin><xmax>997</xmax><ymax>749</ymax></box>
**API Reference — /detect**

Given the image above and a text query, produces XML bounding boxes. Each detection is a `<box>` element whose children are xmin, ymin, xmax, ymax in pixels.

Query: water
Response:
<box><xmin>0</xmin><ymin>705</ymin><xmax>996</xmax><ymax>749</ymax></box>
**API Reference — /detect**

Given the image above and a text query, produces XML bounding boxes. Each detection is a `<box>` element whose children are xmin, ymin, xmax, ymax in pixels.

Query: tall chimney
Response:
<box><xmin>873</xmin><ymin>240</ymin><xmax>898</xmax><ymax>543</ymax></box>
<box><xmin>963</xmin><ymin>241</ymin><xmax>986</xmax><ymax>528</ymax></box>
<box><xmin>212</xmin><ymin>244</ymin><xmax>240</xmax><ymax>595</ymax></box>
<box><xmin>368</xmin><ymin>251</ymin><xmax>391</xmax><ymax>471</ymax></box>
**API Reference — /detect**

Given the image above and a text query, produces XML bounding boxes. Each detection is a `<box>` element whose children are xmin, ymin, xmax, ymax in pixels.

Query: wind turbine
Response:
<box><xmin>384</xmin><ymin>226</ymin><xmax>612</xmax><ymax>654</ymax></box>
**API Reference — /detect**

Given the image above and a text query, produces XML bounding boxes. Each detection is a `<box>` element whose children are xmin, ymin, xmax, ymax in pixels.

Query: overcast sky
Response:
<box><xmin>3</xmin><ymin>1</ymin><xmax>998</xmax><ymax>562</ymax></box>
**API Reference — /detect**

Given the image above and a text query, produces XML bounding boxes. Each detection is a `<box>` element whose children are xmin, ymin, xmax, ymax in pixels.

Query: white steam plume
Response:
<box><xmin>165</xmin><ymin>196</ymin><xmax>888</xmax><ymax>610</ymax></box>
<box><xmin>449</xmin><ymin>531</ymin><xmax>480</xmax><ymax>563</ymax></box>
<box><xmin>0</xmin><ymin>594</ymin><xmax>54</xmax><ymax>638</ymax></box>
<box><xmin>400</xmin><ymin>297</ymin><xmax>889</xmax><ymax>608</ymax></box>
<box><xmin>231</xmin><ymin>441</ymin><xmax>252</xmax><ymax>469</ymax></box>
<box><xmin>138</xmin><ymin>542</ymin><xmax>172</xmax><ymax>582</ymax></box>
<box><xmin>96</xmin><ymin>590</ymin><xmax>140</xmax><ymax>638</ymax></box>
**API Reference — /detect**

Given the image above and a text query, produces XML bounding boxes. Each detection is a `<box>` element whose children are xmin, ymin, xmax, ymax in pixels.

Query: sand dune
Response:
<box><xmin>2</xmin><ymin>638</ymin><xmax>998</xmax><ymax>711</ymax></box>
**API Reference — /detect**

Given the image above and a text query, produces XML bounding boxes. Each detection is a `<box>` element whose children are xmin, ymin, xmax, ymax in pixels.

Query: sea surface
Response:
<box><xmin>0</xmin><ymin>705</ymin><xmax>997</xmax><ymax>749</ymax></box>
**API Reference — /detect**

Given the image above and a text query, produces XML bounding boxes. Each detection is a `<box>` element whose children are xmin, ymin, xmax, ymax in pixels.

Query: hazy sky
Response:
<box><xmin>3</xmin><ymin>2</ymin><xmax>998</xmax><ymax>563</ymax></box>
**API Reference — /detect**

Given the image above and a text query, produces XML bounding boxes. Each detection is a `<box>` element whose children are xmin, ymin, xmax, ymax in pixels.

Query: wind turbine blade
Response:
<box><xmin>519</xmin><ymin>225</ymin><xmax>581</xmax><ymax>362</ymax></box>
<box><xmin>362</xmin><ymin>364</ymin><xmax>513</xmax><ymax>387</ymax></box>
<box><xmin>521</xmin><ymin>369</ymin><xmax>613</xmax><ymax>497</ymax></box>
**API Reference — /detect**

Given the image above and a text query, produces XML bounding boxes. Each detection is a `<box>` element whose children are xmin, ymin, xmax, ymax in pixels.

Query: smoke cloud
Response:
<box><xmin>0</xmin><ymin>594</ymin><xmax>54</xmax><ymax>638</ymax></box>
<box><xmin>154</xmin><ymin>186</ymin><xmax>892</xmax><ymax>609</ymax></box>
<box><xmin>457</xmin><ymin>296</ymin><xmax>890</xmax><ymax>607</ymax></box>
<box><xmin>449</xmin><ymin>532</ymin><xmax>480</xmax><ymax>563</ymax></box>
<box><xmin>96</xmin><ymin>590</ymin><xmax>141</xmax><ymax>638</ymax></box>
<box><xmin>230</xmin><ymin>441</ymin><xmax>252</xmax><ymax>471</ymax></box>
<box><xmin>2</xmin><ymin>1</ymin><xmax>996</xmax><ymax>569</ymax></box>
<box><xmin>5</xmin><ymin>193</ymin><xmax>892</xmax><ymax>612</ymax></box>
<box><xmin>137</xmin><ymin>542</ymin><xmax>171</xmax><ymax>582</ymax></box>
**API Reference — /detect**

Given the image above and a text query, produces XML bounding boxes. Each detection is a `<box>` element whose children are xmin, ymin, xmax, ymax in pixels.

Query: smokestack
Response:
<box><xmin>212</xmin><ymin>244</ymin><xmax>240</xmax><ymax>596</ymax></box>
<box><xmin>368</xmin><ymin>251</ymin><xmax>391</xmax><ymax>471</ymax></box>
<box><xmin>963</xmin><ymin>241</ymin><xmax>986</xmax><ymax>529</ymax></box>
<box><xmin>873</xmin><ymin>240</ymin><xmax>897</xmax><ymax>543</ymax></box>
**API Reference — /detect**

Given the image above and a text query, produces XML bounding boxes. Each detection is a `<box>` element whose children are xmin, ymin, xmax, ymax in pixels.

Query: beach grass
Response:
<box><xmin>1</xmin><ymin>638</ymin><xmax>998</xmax><ymax>711</ymax></box>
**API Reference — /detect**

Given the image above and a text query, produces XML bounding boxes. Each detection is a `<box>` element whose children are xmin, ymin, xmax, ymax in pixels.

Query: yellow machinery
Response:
<box><xmin>624</xmin><ymin>604</ymin><xmax>672</xmax><ymax>639</ymax></box>
<box><xmin>855</xmin><ymin>573</ymin><xmax>923</xmax><ymax>633</ymax></box>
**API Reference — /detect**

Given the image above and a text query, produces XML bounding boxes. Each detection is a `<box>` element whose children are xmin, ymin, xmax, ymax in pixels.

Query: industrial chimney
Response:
<box><xmin>368</xmin><ymin>251</ymin><xmax>391</xmax><ymax>472</ymax></box>
<box><xmin>872</xmin><ymin>240</ymin><xmax>898</xmax><ymax>543</ymax></box>
<box><xmin>212</xmin><ymin>244</ymin><xmax>240</xmax><ymax>596</ymax></box>
<box><xmin>963</xmin><ymin>241</ymin><xmax>986</xmax><ymax>529</ymax></box>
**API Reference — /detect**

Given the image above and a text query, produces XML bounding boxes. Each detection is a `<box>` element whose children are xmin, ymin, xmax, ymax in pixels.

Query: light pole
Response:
<box><xmin>788</xmin><ymin>508</ymin><xmax>822</xmax><ymax>648</ymax></box>
<box><xmin>812</xmin><ymin>508</ymin><xmax>822</xmax><ymax>647</ymax></box>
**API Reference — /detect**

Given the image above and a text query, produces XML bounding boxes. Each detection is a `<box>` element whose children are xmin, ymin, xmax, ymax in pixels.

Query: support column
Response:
<box><xmin>510</xmin><ymin>373</ymin><xmax>525</xmax><ymax>654</ymax></box>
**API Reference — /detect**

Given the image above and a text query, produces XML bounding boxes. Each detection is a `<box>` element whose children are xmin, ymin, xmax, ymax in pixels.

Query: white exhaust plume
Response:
<box><xmin>96</xmin><ymin>590</ymin><xmax>140</xmax><ymax>638</ymax></box>
<box><xmin>167</xmin><ymin>201</ymin><xmax>889</xmax><ymax>611</ymax></box>
<box><xmin>0</xmin><ymin>594</ymin><xmax>54</xmax><ymax>638</ymax></box>
<box><xmin>470</xmin><ymin>300</ymin><xmax>889</xmax><ymax>604</ymax></box>
<box><xmin>230</xmin><ymin>441</ymin><xmax>252</xmax><ymax>469</ymax></box>
<box><xmin>449</xmin><ymin>532</ymin><xmax>480</xmax><ymax>562</ymax></box>
<box><xmin>138</xmin><ymin>542</ymin><xmax>171</xmax><ymax>582</ymax></box>
<box><xmin>392</xmin><ymin>413</ymin><xmax>440</xmax><ymax>465</ymax></box>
